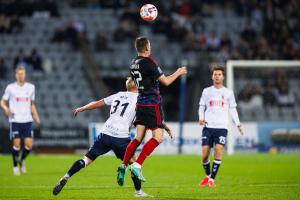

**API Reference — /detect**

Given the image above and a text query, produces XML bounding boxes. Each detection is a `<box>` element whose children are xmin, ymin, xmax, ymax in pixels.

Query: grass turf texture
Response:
<box><xmin>0</xmin><ymin>154</ymin><xmax>300</xmax><ymax>200</ymax></box>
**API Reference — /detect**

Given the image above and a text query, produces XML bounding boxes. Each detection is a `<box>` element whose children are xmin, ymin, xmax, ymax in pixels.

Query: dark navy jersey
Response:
<box><xmin>130</xmin><ymin>56</ymin><xmax>164</xmax><ymax>105</ymax></box>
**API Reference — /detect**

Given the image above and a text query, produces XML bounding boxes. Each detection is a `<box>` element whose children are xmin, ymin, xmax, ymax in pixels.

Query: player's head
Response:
<box><xmin>135</xmin><ymin>36</ymin><xmax>151</xmax><ymax>56</ymax></box>
<box><xmin>15</xmin><ymin>65</ymin><xmax>26</xmax><ymax>83</ymax></box>
<box><xmin>211</xmin><ymin>65</ymin><xmax>225</xmax><ymax>85</ymax></box>
<box><xmin>126</xmin><ymin>77</ymin><xmax>138</xmax><ymax>92</ymax></box>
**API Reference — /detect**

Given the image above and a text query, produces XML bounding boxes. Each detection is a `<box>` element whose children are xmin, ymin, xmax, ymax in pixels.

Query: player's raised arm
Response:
<box><xmin>158</xmin><ymin>67</ymin><xmax>187</xmax><ymax>86</ymax></box>
<box><xmin>73</xmin><ymin>99</ymin><xmax>106</xmax><ymax>116</ymax></box>
<box><xmin>73</xmin><ymin>93</ymin><xmax>118</xmax><ymax>116</ymax></box>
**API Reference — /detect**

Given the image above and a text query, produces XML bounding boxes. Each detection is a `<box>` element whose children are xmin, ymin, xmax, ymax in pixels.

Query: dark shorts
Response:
<box><xmin>134</xmin><ymin>104</ymin><xmax>164</xmax><ymax>130</ymax></box>
<box><xmin>201</xmin><ymin>127</ymin><xmax>228</xmax><ymax>147</ymax></box>
<box><xmin>86</xmin><ymin>133</ymin><xmax>131</xmax><ymax>161</ymax></box>
<box><xmin>10</xmin><ymin>122</ymin><xmax>33</xmax><ymax>140</ymax></box>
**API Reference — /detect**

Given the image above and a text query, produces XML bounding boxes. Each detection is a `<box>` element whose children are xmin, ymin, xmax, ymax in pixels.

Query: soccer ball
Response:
<box><xmin>140</xmin><ymin>4</ymin><xmax>158</xmax><ymax>21</ymax></box>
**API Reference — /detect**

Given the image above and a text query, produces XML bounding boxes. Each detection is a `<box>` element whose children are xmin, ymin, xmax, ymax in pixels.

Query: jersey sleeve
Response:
<box><xmin>31</xmin><ymin>85</ymin><xmax>35</xmax><ymax>101</ymax></box>
<box><xmin>198</xmin><ymin>89</ymin><xmax>206</xmax><ymax>119</ymax></box>
<box><xmin>103</xmin><ymin>93</ymin><xmax>118</xmax><ymax>106</ymax></box>
<box><xmin>146</xmin><ymin>58</ymin><xmax>164</xmax><ymax>79</ymax></box>
<box><xmin>199</xmin><ymin>89</ymin><xmax>207</xmax><ymax>107</ymax></box>
<box><xmin>229</xmin><ymin>90</ymin><xmax>237</xmax><ymax>108</ymax></box>
<box><xmin>2</xmin><ymin>86</ymin><xmax>10</xmax><ymax>101</ymax></box>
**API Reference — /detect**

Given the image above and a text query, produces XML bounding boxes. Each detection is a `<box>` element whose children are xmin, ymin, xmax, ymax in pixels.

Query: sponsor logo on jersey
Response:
<box><xmin>16</xmin><ymin>97</ymin><xmax>29</xmax><ymax>102</ymax></box>
<box><xmin>209</xmin><ymin>100</ymin><xmax>225</xmax><ymax>107</ymax></box>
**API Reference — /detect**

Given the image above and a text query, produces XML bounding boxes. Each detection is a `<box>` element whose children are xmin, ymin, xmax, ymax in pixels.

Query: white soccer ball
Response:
<box><xmin>140</xmin><ymin>4</ymin><xmax>158</xmax><ymax>21</ymax></box>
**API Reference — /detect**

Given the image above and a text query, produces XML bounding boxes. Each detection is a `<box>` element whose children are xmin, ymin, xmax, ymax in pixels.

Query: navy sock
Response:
<box><xmin>202</xmin><ymin>160</ymin><xmax>210</xmax><ymax>176</ymax></box>
<box><xmin>131</xmin><ymin>171</ymin><xmax>141</xmax><ymax>191</ymax></box>
<box><xmin>21</xmin><ymin>146</ymin><xmax>31</xmax><ymax>162</ymax></box>
<box><xmin>210</xmin><ymin>159</ymin><xmax>221</xmax><ymax>179</ymax></box>
<box><xmin>12</xmin><ymin>146</ymin><xmax>20</xmax><ymax>167</ymax></box>
<box><xmin>67</xmin><ymin>159</ymin><xmax>85</xmax><ymax>177</ymax></box>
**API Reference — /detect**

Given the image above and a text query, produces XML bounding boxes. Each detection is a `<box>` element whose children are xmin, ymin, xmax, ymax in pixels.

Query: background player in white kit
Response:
<box><xmin>1</xmin><ymin>66</ymin><xmax>41</xmax><ymax>175</ymax></box>
<box><xmin>198</xmin><ymin>66</ymin><xmax>244</xmax><ymax>187</ymax></box>
<box><xmin>53</xmin><ymin>78</ymin><xmax>160</xmax><ymax>197</ymax></box>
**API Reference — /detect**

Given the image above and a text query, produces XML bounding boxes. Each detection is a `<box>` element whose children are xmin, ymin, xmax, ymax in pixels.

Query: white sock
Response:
<box><xmin>132</xmin><ymin>162</ymin><xmax>141</xmax><ymax>169</ymax></box>
<box><xmin>63</xmin><ymin>173</ymin><xmax>70</xmax><ymax>179</ymax></box>
<box><xmin>135</xmin><ymin>189</ymin><xmax>142</xmax><ymax>194</ymax></box>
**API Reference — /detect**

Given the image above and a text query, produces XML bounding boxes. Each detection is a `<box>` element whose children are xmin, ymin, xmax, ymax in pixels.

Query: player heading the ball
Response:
<box><xmin>117</xmin><ymin>36</ymin><xmax>187</xmax><ymax>184</ymax></box>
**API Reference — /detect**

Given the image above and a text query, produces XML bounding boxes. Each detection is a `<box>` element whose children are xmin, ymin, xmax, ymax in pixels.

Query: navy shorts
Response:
<box><xmin>10</xmin><ymin>122</ymin><xmax>33</xmax><ymax>140</ymax></box>
<box><xmin>86</xmin><ymin>133</ymin><xmax>131</xmax><ymax>161</ymax></box>
<box><xmin>202</xmin><ymin>127</ymin><xmax>228</xmax><ymax>147</ymax></box>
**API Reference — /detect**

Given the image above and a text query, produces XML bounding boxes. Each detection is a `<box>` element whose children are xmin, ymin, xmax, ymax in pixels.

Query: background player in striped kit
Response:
<box><xmin>198</xmin><ymin>66</ymin><xmax>244</xmax><ymax>187</ymax></box>
<box><xmin>1</xmin><ymin>66</ymin><xmax>41</xmax><ymax>175</ymax></box>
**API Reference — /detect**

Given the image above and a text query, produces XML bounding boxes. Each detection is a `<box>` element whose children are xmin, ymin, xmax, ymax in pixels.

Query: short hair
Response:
<box><xmin>126</xmin><ymin>77</ymin><xmax>136</xmax><ymax>91</ymax></box>
<box><xmin>212</xmin><ymin>65</ymin><xmax>225</xmax><ymax>76</ymax></box>
<box><xmin>135</xmin><ymin>37</ymin><xmax>149</xmax><ymax>53</ymax></box>
<box><xmin>15</xmin><ymin>65</ymin><xmax>26</xmax><ymax>73</ymax></box>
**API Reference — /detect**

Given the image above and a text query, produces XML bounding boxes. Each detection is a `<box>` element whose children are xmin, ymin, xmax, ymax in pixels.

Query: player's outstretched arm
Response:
<box><xmin>31</xmin><ymin>102</ymin><xmax>41</xmax><ymax>124</ymax></box>
<box><xmin>73</xmin><ymin>99</ymin><xmax>105</xmax><ymax>116</ymax></box>
<box><xmin>0</xmin><ymin>100</ymin><xmax>12</xmax><ymax>117</ymax></box>
<box><xmin>158</xmin><ymin>67</ymin><xmax>187</xmax><ymax>86</ymax></box>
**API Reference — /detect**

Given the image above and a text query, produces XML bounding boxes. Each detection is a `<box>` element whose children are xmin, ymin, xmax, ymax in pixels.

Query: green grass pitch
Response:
<box><xmin>0</xmin><ymin>154</ymin><xmax>300</xmax><ymax>200</ymax></box>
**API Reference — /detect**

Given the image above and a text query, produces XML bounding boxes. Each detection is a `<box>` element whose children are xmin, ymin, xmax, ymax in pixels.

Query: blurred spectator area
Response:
<box><xmin>235</xmin><ymin>68</ymin><xmax>300</xmax><ymax>122</ymax></box>
<box><xmin>0</xmin><ymin>0</ymin><xmax>299</xmax><ymax>127</ymax></box>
